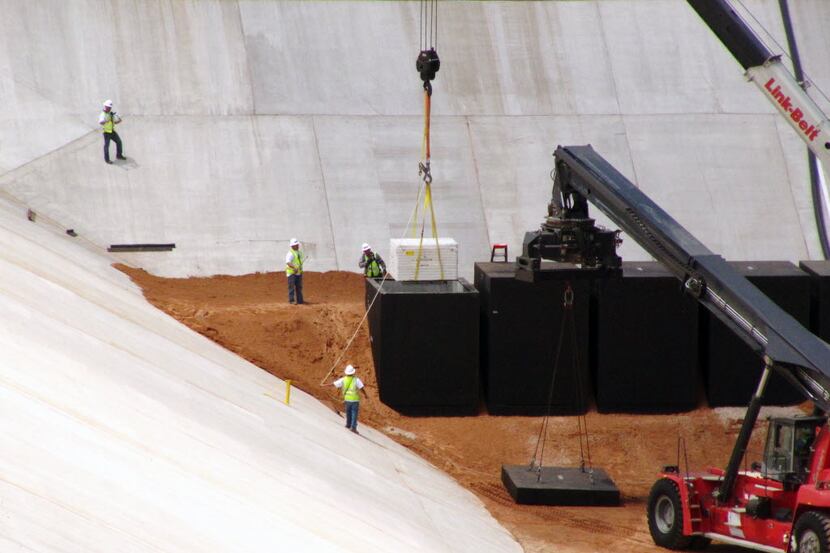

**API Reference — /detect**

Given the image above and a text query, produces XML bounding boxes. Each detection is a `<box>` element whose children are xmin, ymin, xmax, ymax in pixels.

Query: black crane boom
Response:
<box><xmin>519</xmin><ymin>145</ymin><xmax>830</xmax><ymax>410</ymax></box>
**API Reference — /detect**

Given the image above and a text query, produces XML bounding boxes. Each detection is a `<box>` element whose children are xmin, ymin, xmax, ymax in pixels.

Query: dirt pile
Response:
<box><xmin>119</xmin><ymin>266</ymin><xmax>785</xmax><ymax>552</ymax></box>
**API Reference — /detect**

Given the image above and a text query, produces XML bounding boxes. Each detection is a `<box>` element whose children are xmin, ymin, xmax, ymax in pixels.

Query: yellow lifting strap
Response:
<box><xmin>409</xmin><ymin>89</ymin><xmax>431</xmax><ymax>238</ymax></box>
<box><xmin>414</xmin><ymin>183</ymin><xmax>444</xmax><ymax>280</ymax></box>
<box><xmin>410</xmin><ymin>88</ymin><xmax>445</xmax><ymax>281</ymax></box>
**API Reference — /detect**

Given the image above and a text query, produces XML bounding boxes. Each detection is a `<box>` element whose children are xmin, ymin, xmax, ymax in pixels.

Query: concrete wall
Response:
<box><xmin>0</xmin><ymin>190</ymin><xmax>521</xmax><ymax>551</ymax></box>
<box><xmin>1</xmin><ymin>0</ymin><xmax>827</xmax><ymax>279</ymax></box>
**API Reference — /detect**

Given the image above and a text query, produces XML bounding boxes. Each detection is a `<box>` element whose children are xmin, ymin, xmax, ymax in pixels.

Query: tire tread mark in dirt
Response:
<box><xmin>471</xmin><ymin>482</ymin><xmax>653</xmax><ymax>547</ymax></box>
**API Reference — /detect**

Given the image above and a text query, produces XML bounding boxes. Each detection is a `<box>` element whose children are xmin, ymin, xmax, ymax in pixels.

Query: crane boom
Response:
<box><xmin>519</xmin><ymin>145</ymin><xmax>830</xmax><ymax>411</ymax></box>
<box><xmin>688</xmin><ymin>0</ymin><xmax>830</xmax><ymax>178</ymax></box>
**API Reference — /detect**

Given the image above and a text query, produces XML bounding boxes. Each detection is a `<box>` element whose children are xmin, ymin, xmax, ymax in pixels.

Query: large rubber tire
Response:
<box><xmin>793</xmin><ymin>511</ymin><xmax>830</xmax><ymax>553</ymax></box>
<box><xmin>647</xmin><ymin>478</ymin><xmax>692</xmax><ymax>550</ymax></box>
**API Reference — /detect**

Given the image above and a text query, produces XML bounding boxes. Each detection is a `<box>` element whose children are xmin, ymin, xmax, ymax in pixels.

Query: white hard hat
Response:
<box><xmin>362</xmin><ymin>243</ymin><xmax>371</xmax><ymax>252</ymax></box>
<box><xmin>289</xmin><ymin>238</ymin><xmax>299</xmax><ymax>247</ymax></box>
<box><xmin>103</xmin><ymin>99</ymin><xmax>113</xmax><ymax>108</ymax></box>
<box><xmin>344</xmin><ymin>364</ymin><xmax>356</xmax><ymax>375</ymax></box>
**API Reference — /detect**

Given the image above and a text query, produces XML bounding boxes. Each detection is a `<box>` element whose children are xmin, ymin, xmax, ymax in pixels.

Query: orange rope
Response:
<box><xmin>424</xmin><ymin>89</ymin><xmax>431</xmax><ymax>161</ymax></box>
<box><xmin>413</xmin><ymin>84</ymin><xmax>443</xmax><ymax>280</ymax></box>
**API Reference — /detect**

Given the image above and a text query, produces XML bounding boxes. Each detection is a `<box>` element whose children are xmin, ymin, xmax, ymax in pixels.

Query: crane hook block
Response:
<box><xmin>416</xmin><ymin>49</ymin><xmax>440</xmax><ymax>83</ymax></box>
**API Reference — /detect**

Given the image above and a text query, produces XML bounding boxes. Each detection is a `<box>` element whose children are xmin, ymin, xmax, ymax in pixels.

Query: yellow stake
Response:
<box><xmin>285</xmin><ymin>380</ymin><xmax>292</xmax><ymax>405</ymax></box>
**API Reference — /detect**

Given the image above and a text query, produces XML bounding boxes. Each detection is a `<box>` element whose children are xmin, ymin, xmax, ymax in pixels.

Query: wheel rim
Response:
<box><xmin>799</xmin><ymin>529</ymin><xmax>821</xmax><ymax>553</ymax></box>
<box><xmin>654</xmin><ymin>495</ymin><xmax>676</xmax><ymax>534</ymax></box>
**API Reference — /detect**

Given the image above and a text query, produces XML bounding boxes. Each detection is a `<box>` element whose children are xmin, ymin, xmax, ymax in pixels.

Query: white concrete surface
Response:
<box><xmin>0</xmin><ymin>192</ymin><xmax>521</xmax><ymax>552</ymax></box>
<box><xmin>1</xmin><ymin>0</ymin><xmax>828</xmax><ymax>278</ymax></box>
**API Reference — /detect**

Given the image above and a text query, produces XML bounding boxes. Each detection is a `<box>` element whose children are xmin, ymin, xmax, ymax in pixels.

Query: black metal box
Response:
<box><xmin>706</xmin><ymin>261</ymin><xmax>809</xmax><ymax>407</ymax></box>
<box><xmin>501</xmin><ymin>465</ymin><xmax>620</xmax><ymax>506</ymax></box>
<box><xmin>365</xmin><ymin>278</ymin><xmax>479</xmax><ymax>415</ymax></box>
<box><xmin>800</xmin><ymin>260</ymin><xmax>830</xmax><ymax>343</ymax></box>
<box><xmin>594</xmin><ymin>262</ymin><xmax>699</xmax><ymax>413</ymax></box>
<box><xmin>475</xmin><ymin>262</ymin><xmax>591</xmax><ymax>415</ymax></box>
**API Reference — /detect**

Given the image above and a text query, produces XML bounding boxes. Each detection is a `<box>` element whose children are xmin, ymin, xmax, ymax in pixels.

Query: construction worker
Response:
<box><xmin>333</xmin><ymin>364</ymin><xmax>367</xmax><ymax>433</ymax></box>
<box><xmin>99</xmin><ymin>100</ymin><xmax>126</xmax><ymax>164</ymax></box>
<box><xmin>285</xmin><ymin>238</ymin><xmax>305</xmax><ymax>304</ymax></box>
<box><xmin>359</xmin><ymin>243</ymin><xmax>386</xmax><ymax>278</ymax></box>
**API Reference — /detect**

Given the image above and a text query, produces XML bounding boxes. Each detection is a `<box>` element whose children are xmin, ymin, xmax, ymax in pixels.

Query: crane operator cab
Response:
<box><xmin>759</xmin><ymin>415</ymin><xmax>825</xmax><ymax>487</ymax></box>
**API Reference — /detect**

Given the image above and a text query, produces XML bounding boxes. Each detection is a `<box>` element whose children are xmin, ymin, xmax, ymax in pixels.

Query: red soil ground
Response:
<box><xmin>118</xmin><ymin>266</ymin><xmax>796</xmax><ymax>552</ymax></box>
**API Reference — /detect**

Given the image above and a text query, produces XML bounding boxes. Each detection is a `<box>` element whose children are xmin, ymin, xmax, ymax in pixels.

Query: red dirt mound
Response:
<box><xmin>119</xmin><ymin>265</ymin><xmax>792</xmax><ymax>552</ymax></box>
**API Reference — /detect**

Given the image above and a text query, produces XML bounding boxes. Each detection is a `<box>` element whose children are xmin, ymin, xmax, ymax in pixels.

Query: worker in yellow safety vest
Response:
<box><xmin>333</xmin><ymin>364</ymin><xmax>367</xmax><ymax>433</ymax></box>
<box><xmin>358</xmin><ymin>243</ymin><xmax>386</xmax><ymax>278</ymax></box>
<box><xmin>285</xmin><ymin>238</ymin><xmax>306</xmax><ymax>304</ymax></box>
<box><xmin>98</xmin><ymin>99</ymin><xmax>126</xmax><ymax>164</ymax></box>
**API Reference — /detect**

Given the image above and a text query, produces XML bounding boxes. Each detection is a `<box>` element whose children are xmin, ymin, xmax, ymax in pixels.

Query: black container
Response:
<box><xmin>475</xmin><ymin>262</ymin><xmax>591</xmax><ymax>415</ymax></box>
<box><xmin>365</xmin><ymin>278</ymin><xmax>479</xmax><ymax>415</ymax></box>
<box><xmin>594</xmin><ymin>262</ymin><xmax>699</xmax><ymax>413</ymax></box>
<box><xmin>706</xmin><ymin>261</ymin><xmax>809</xmax><ymax>407</ymax></box>
<box><xmin>501</xmin><ymin>465</ymin><xmax>619</xmax><ymax>506</ymax></box>
<box><xmin>799</xmin><ymin>260</ymin><xmax>830</xmax><ymax>343</ymax></box>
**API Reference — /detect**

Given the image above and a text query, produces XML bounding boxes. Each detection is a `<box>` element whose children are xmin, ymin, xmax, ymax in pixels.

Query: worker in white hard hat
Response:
<box><xmin>332</xmin><ymin>364</ymin><xmax>367</xmax><ymax>433</ymax></box>
<box><xmin>285</xmin><ymin>238</ymin><xmax>306</xmax><ymax>304</ymax></box>
<box><xmin>98</xmin><ymin>99</ymin><xmax>126</xmax><ymax>164</ymax></box>
<box><xmin>358</xmin><ymin>243</ymin><xmax>386</xmax><ymax>278</ymax></box>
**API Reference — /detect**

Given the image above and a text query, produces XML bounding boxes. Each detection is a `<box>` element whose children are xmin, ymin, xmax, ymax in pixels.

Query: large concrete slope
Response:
<box><xmin>0</xmin><ymin>192</ymin><xmax>521</xmax><ymax>552</ymax></box>
<box><xmin>1</xmin><ymin>0</ymin><xmax>829</xmax><ymax>279</ymax></box>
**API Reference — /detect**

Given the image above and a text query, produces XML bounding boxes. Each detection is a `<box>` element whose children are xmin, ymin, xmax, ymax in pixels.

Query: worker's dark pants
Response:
<box><xmin>288</xmin><ymin>274</ymin><xmax>304</xmax><ymax>304</ymax></box>
<box><xmin>103</xmin><ymin>131</ymin><xmax>123</xmax><ymax>162</ymax></box>
<box><xmin>344</xmin><ymin>401</ymin><xmax>360</xmax><ymax>430</ymax></box>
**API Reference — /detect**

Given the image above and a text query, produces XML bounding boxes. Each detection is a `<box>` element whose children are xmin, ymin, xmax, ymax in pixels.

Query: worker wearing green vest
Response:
<box><xmin>333</xmin><ymin>364</ymin><xmax>366</xmax><ymax>433</ymax></box>
<box><xmin>359</xmin><ymin>243</ymin><xmax>386</xmax><ymax>278</ymax></box>
<box><xmin>98</xmin><ymin>100</ymin><xmax>127</xmax><ymax>164</ymax></box>
<box><xmin>285</xmin><ymin>238</ymin><xmax>306</xmax><ymax>304</ymax></box>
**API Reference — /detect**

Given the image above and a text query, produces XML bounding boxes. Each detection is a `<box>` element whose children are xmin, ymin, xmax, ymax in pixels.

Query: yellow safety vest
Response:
<box><xmin>363</xmin><ymin>254</ymin><xmax>382</xmax><ymax>277</ymax></box>
<box><xmin>102</xmin><ymin>112</ymin><xmax>115</xmax><ymax>133</ymax></box>
<box><xmin>286</xmin><ymin>249</ymin><xmax>304</xmax><ymax>276</ymax></box>
<box><xmin>342</xmin><ymin>376</ymin><xmax>360</xmax><ymax>402</ymax></box>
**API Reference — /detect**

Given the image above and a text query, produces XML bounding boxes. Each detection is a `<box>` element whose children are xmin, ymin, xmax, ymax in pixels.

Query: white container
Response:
<box><xmin>389</xmin><ymin>238</ymin><xmax>458</xmax><ymax>281</ymax></box>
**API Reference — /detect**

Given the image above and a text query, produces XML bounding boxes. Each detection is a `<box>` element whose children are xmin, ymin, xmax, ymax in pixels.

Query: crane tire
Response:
<box><xmin>647</xmin><ymin>478</ymin><xmax>692</xmax><ymax>550</ymax></box>
<box><xmin>793</xmin><ymin>511</ymin><xmax>830</xmax><ymax>553</ymax></box>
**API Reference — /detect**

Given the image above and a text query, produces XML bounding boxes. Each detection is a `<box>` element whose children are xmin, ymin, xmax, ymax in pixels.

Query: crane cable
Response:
<box><xmin>419</xmin><ymin>0</ymin><xmax>438</xmax><ymax>56</ymax></box>
<box><xmin>412</xmin><ymin>0</ymin><xmax>444</xmax><ymax>281</ymax></box>
<box><xmin>529</xmin><ymin>283</ymin><xmax>593</xmax><ymax>481</ymax></box>
<box><xmin>318</xmin><ymin>178</ymin><xmax>428</xmax><ymax>386</ymax></box>
<box><xmin>319</xmin><ymin>1</ymin><xmax>443</xmax><ymax>384</ymax></box>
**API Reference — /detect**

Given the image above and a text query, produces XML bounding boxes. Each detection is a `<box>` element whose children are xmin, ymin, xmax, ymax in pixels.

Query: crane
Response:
<box><xmin>688</xmin><ymin>0</ymin><xmax>830</xmax><ymax>257</ymax></box>
<box><xmin>517</xmin><ymin>144</ymin><xmax>830</xmax><ymax>552</ymax></box>
<box><xmin>516</xmin><ymin>3</ymin><xmax>830</xmax><ymax>551</ymax></box>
